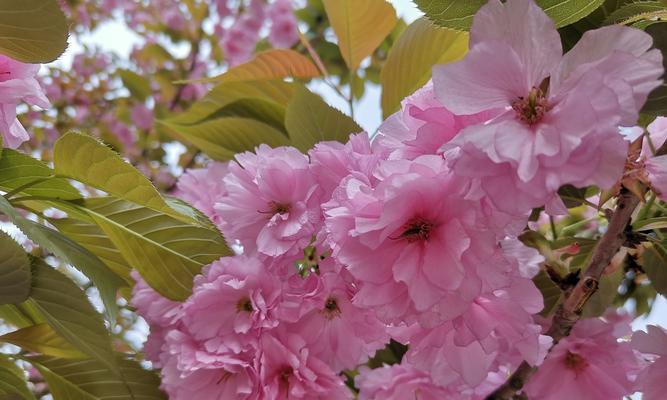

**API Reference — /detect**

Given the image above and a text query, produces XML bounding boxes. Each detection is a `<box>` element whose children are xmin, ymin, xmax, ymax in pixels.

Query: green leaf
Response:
<box><xmin>416</xmin><ymin>0</ymin><xmax>605</xmax><ymax>31</ymax></box>
<box><xmin>0</xmin><ymin>231</ymin><xmax>31</xmax><ymax>304</ymax></box>
<box><xmin>380</xmin><ymin>18</ymin><xmax>468</xmax><ymax>118</ymax></box>
<box><xmin>639</xmin><ymin>242</ymin><xmax>667</xmax><ymax>295</ymax></box>
<box><xmin>198</xmin><ymin>49</ymin><xmax>320</xmax><ymax>83</ymax></box>
<box><xmin>30</xmin><ymin>355</ymin><xmax>166</xmax><ymax>400</ymax></box>
<box><xmin>0</xmin><ymin>0</ymin><xmax>68</xmax><ymax>63</ymax></box>
<box><xmin>0</xmin><ymin>355</ymin><xmax>34</xmax><ymax>400</ymax></box>
<box><xmin>642</xmin><ymin>22</ymin><xmax>667</xmax><ymax>114</ymax></box>
<box><xmin>49</xmin><ymin>218</ymin><xmax>132</xmax><ymax>281</ymax></box>
<box><xmin>604</xmin><ymin>1</ymin><xmax>667</xmax><ymax>24</ymax></box>
<box><xmin>0</xmin><ymin>323</ymin><xmax>86</xmax><ymax>359</ymax></box>
<box><xmin>53</xmin><ymin>132</ymin><xmax>190</xmax><ymax>223</ymax></box>
<box><xmin>165</xmin><ymin>80</ymin><xmax>295</xmax><ymax>126</ymax></box>
<box><xmin>28</xmin><ymin>260</ymin><xmax>118</xmax><ymax>375</ymax></box>
<box><xmin>0</xmin><ymin>149</ymin><xmax>81</xmax><ymax>200</ymax></box>
<box><xmin>160</xmin><ymin>117</ymin><xmax>290</xmax><ymax>161</ymax></box>
<box><xmin>0</xmin><ymin>304</ymin><xmax>35</xmax><ymax>328</ymax></box>
<box><xmin>633</xmin><ymin>216</ymin><xmax>667</xmax><ymax>231</ymax></box>
<box><xmin>533</xmin><ymin>270</ymin><xmax>562</xmax><ymax>316</ymax></box>
<box><xmin>81</xmin><ymin>197</ymin><xmax>232</xmax><ymax>300</ymax></box>
<box><xmin>118</xmin><ymin>69</ymin><xmax>152</xmax><ymax>102</ymax></box>
<box><xmin>0</xmin><ymin>196</ymin><xmax>124</xmax><ymax>321</ymax></box>
<box><xmin>284</xmin><ymin>86</ymin><xmax>362</xmax><ymax>152</ymax></box>
<box><xmin>582</xmin><ymin>261</ymin><xmax>625</xmax><ymax>317</ymax></box>
<box><xmin>323</xmin><ymin>0</ymin><xmax>398</xmax><ymax>70</ymax></box>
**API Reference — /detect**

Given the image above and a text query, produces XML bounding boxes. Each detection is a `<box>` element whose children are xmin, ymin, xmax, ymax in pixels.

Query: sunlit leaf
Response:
<box><xmin>323</xmin><ymin>0</ymin><xmax>397</xmax><ymax>69</ymax></box>
<box><xmin>81</xmin><ymin>197</ymin><xmax>232</xmax><ymax>300</ymax></box>
<box><xmin>118</xmin><ymin>69</ymin><xmax>152</xmax><ymax>102</ymax></box>
<box><xmin>0</xmin><ymin>323</ymin><xmax>86</xmax><ymax>359</ymax></box>
<box><xmin>30</xmin><ymin>355</ymin><xmax>166</xmax><ymax>400</ymax></box>
<box><xmin>381</xmin><ymin>18</ymin><xmax>468</xmax><ymax>118</ymax></box>
<box><xmin>28</xmin><ymin>260</ymin><xmax>118</xmax><ymax>375</ymax></box>
<box><xmin>0</xmin><ymin>0</ymin><xmax>68</xmax><ymax>63</ymax></box>
<box><xmin>284</xmin><ymin>86</ymin><xmax>362</xmax><ymax>152</ymax></box>
<box><xmin>0</xmin><ymin>231</ymin><xmax>31</xmax><ymax>305</ymax></box>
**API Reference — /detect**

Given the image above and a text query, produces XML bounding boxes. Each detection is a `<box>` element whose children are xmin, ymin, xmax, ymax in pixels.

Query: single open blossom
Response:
<box><xmin>180</xmin><ymin>255</ymin><xmax>282</xmax><ymax>356</ymax></box>
<box><xmin>632</xmin><ymin>325</ymin><xmax>667</xmax><ymax>400</ymax></box>
<box><xmin>355</xmin><ymin>364</ymin><xmax>461</xmax><ymax>400</ymax></box>
<box><xmin>0</xmin><ymin>55</ymin><xmax>50</xmax><ymax>148</ymax></box>
<box><xmin>434</xmin><ymin>0</ymin><xmax>662</xmax><ymax>214</ymax></box>
<box><xmin>284</xmin><ymin>267</ymin><xmax>389</xmax><ymax>371</ymax></box>
<box><xmin>376</xmin><ymin>81</ymin><xmax>496</xmax><ymax>161</ymax></box>
<box><xmin>215</xmin><ymin>145</ymin><xmax>323</xmax><ymax>258</ymax></box>
<box><xmin>524</xmin><ymin>316</ymin><xmax>640</xmax><ymax>400</ymax></box>
<box><xmin>324</xmin><ymin>155</ymin><xmax>512</xmax><ymax>325</ymax></box>
<box><xmin>176</xmin><ymin>162</ymin><xmax>229</xmax><ymax>228</ymax></box>
<box><xmin>258</xmin><ymin>330</ymin><xmax>352</xmax><ymax>399</ymax></box>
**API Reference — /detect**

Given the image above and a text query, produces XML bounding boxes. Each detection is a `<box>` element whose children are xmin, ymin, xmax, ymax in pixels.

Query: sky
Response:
<box><xmin>52</xmin><ymin>0</ymin><xmax>667</xmax><ymax>333</ymax></box>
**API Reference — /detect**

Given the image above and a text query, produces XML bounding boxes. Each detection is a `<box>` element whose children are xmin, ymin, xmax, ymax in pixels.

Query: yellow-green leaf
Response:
<box><xmin>0</xmin><ymin>0</ymin><xmax>68</xmax><ymax>63</ymax></box>
<box><xmin>323</xmin><ymin>0</ymin><xmax>397</xmax><ymax>70</ymax></box>
<box><xmin>30</xmin><ymin>355</ymin><xmax>166</xmax><ymax>400</ymax></box>
<box><xmin>284</xmin><ymin>86</ymin><xmax>362</xmax><ymax>152</ymax></box>
<box><xmin>0</xmin><ymin>231</ymin><xmax>30</xmax><ymax>305</ymax></box>
<box><xmin>639</xmin><ymin>242</ymin><xmax>667</xmax><ymax>296</ymax></box>
<box><xmin>381</xmin><ymin>18</ymin><xmax>468</xmax><ymax>118</ymax></box>
<box><xmin>28</xmin><ymin>260</ymin><xmax>118</xmax><ymax>375</ymax></box>
<box><xmin>0</xmin><ymin>355</ymin><xmax>34</xmax><ymax>400</ymax></box>
<box><xmin>81</xmin><ymin>197</ymin><xmax>232</xmax><ymax>300</ymax></box>
<box><xmin>160</xmin><ymin>117</ymin><xmax>290</xmax><ymax>161</ymax></box>
<box><xmin>118</xmin><ymin>69</ymin><xmax>152</xmax><ymax>102</ymax></box>
<box><xmin>197</xmin><ymin>49</ymin><xmax>320</xmax><ymax>83</ymax></box>
<box><xmin>0</xmin><ymin>323</ymin><xmax>86</xmax><ymax>359</ymax></box>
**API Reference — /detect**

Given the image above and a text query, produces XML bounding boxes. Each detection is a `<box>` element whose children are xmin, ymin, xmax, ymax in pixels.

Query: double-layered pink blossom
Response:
<box><xmin>0</xmin><ymin>55</ymin><xmax>50</xmax><ymax>148</ymax></box>
<box><xmin>355</xmin><ymin>364</ymin><xmax>461</xmax><ymax>399</ymax></box>
<box><xmin>175</xmin><ymin>162</ymin><xmax>229</xmax><ymax>228</ymax></box>
<box><xmin>267</xmin><ymin>0</ymin><xmax>299</xmax><ymax>48</ymax></box>
<box><xmin>632</xmin><ymin>325</ymin><xmax>667</xmax><ymax>400</ymax></box>
<box><xmin>434</xmin><ymin>0</ymin><xmax>663</xmax><ymax>214</ymax></box>
<box><xmin>524</xmin><ymin>316</ymin><xmax>640</xmax><ymax>400</ymax></box>
<box><xmin>215</xmin><ymin>145</ymin><xmax>323</xmax><ymax>258</ymax></box>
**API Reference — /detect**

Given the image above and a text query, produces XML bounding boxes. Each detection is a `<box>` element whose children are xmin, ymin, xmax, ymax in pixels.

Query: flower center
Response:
<box><xmin>258</xmin><ymin>201</ymin><xmax>291</xmax><ymax>217</ymax></box>
<box><xmin>511</xmin><ymin>87</ymin><xmax>549</xmax><ymax>125</ymax></box>
<box><xmin>279</xmin><ymin>366</ymin><xmax>293</xmax><ymax>382</ymax></box>
<box><xmin>236</xmin><ymin>297</ymin><xmax>253</xmax><ymax>313</ymax></box>
<box><xmin>564</xmin><ymin>351</ymin><xmax>588</xmax><ymax>374</ymax></box>
<box><xmin>322</xmin><ymin>297</ymin><xmax>342</xmax><ymax>319</ymax></box>
<box><xmin>395</xmin><ymin>217</ymin><xmax>434</xmax><ymax>242</ymax></box>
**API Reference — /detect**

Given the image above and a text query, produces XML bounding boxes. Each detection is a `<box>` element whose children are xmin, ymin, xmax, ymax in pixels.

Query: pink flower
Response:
<box><xmin>0</xmin><ymin>55</ymin><xmax>50</xmax><ymax>148</ymax></box>
<box><xmin>524</xmin><ymin>317</ymin><xmax>640</xmax><ymax>400</ymax></box>
<box><xmin>643</xmin><ymin>117</ymin><xmax>667</xmax><ymax>156</ymax></box>
<box><xmin>160</xmin><ymin>330</ymin><xmax>260</xmax><ymax>400</ymax></box>
<box><xmin>268</xmin><ymin>0</ymin><xmax>299</xmax><ymax>48</ymax></box>
<box><xmin>215</xmin><ymin>145</ymin><xmax>323</xmax><ymax>258</ymax></box>
<box><xmin>131</xmin><ymin>271</ymin><xmax>182</xmax><ymax>328</ymax></box>
<box><xmin>258</xmin><ymin>330</ymin><xmax>352</xmax><ymax>399</ymax></box>
<box><xmin>324</xmin><ymin>156</ymin><xmax>510</xmax><ymax>325</ymax></box>
<box><xmin>434</xmin><ymin>0</ymin><xmax>662</xmax><ymax>214</ymax></box>
<box><xmin>645</xmin><ymin>154</ymin><xmax>667</xmax><ymax>200</ymax></box>
<box><xmin>130</xmin><ymin>103</ymin><xmax>153</xmax><ymax>131</ymax></box>
<box><xmin>180</xmin><ymin>255</ymin><xmax>282</xmax><ymax>355</ymax></box>
<box><xmin>175</xmin><ymin>162</ymin><xmax>229</xmax><ymax>228</ymax></box>
<box><xmin>376</xmin><ymin>81</ymin><xmax>496</xmax><ymax>161</ymax></box>
<box><xmin>284</xmin><ymin>268</ymin><xmax>389</xmax><ymax>371</ymax></box>
<box><xmin>632</xmin><ymin>325</ymin><xmax>667</xmax><ymax>400</ymax></box>
<box><xmin>308</xmin><ymin>132</ymin><xmax>381</xmax><ymax>201</ymax></box>
<box><xmin>355</xmin><ymin>364</ymin><xmax>461</xmax><ymax>400</ymax></box>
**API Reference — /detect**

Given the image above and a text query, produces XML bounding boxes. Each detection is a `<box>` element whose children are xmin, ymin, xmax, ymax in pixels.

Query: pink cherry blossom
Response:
<box><xmin>632</xmin><ymin>325</ymin><xmax>667</xmax><ymax>400</ymax></box>
<box><xmin>284</xmin><ymin>268</ymin><xmax>389</xmax><ymax>371</ymax></box>
<box><xmin>180</xmin><ymin>255</ymin><xmax>282</xmax><ymax>355</ymax></box>
<box><xmin>324</xmin><ymin>155</ymin><xmax>512</xmax><ymax>325</ymax></box>
<box><xmin>376</xmin><ymin>81</ymin><xmax>496</xmax><ymax>161</ymax></box>
<box><xmin>434</xmin><ymin>0</ymin><xmax>662</xmax><ymax>214</ymax></box>
<box><xmin>355</xmin><ymin>364</ymin><xmax>461</xmax><ymax>400</ymax></box>
<box><xmin>268</xmin><ymin>0</ymin><xmax>299</xmax><ymax>48</ymax></box>
<box><xmin>215</xmin><ymin>145</ymin><xmax>323</xmax><ymax>258</ymax></box>
<box><xmin>130</xmin><ymin>103</ymin><xmax>153</xmax><ymax>131</ymax></box>
<box><xmin>258</xmin><ymin>330</ymin><xmax>352</xmax><ymax>399</ymax></box>
<box><xmin>0</xmin><ymin>55</ymin><xmax>50</xmax><ymax>148</ymax></box>
<box><xmin>643</xmin><ymin>117</ymin><xmax>667</xmax><ymax>156</ymax></box>
<box><xmin>175</xmin><ymin>162</ymin><xmax>229</xmax><ymax>228</ymax></box>
<box><xmin>131</xmin><ymin>271</ymin><xmax>182</xmax><ymax>328</ymax></box>
<box><xmin>524</xmin><ymin>316</ymin><xmax>640</xmax><ymax>400</ymax></box>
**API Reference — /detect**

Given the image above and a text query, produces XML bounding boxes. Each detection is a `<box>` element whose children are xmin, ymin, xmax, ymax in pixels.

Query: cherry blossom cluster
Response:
<box><xmin>130</xmin><ymin>0</ymin><xmax>667</xmax><ymax>398</ymax></box>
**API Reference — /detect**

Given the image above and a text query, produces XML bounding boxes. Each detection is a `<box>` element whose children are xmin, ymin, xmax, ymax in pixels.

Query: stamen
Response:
<box><xmin>258</xmin><ymin>201</ymin><xmax>291</xmax><ymax>216</ymax></box>
<box><xmin>564</xmin><ymin>351</ymin><xmax>588</xmax><ymax>375</ymax></box>
<box><xmin>391</xmin><ymin>217</ymin><xmax>434</xmax><ymax>242</ymax></box>
<box><xmin>236</xmin><ymin>297</ymin><xmax>253</xmax><ymax>313</ymax></box>
<box><xmin>512</xmin><ymin>87</ymin><xmax>549</xmax><ymax>125</ymax></box>
<box><xmin>322</xmin><ymin>297</ymin><xmax>342</xmax><ymax>319</ymax></box>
